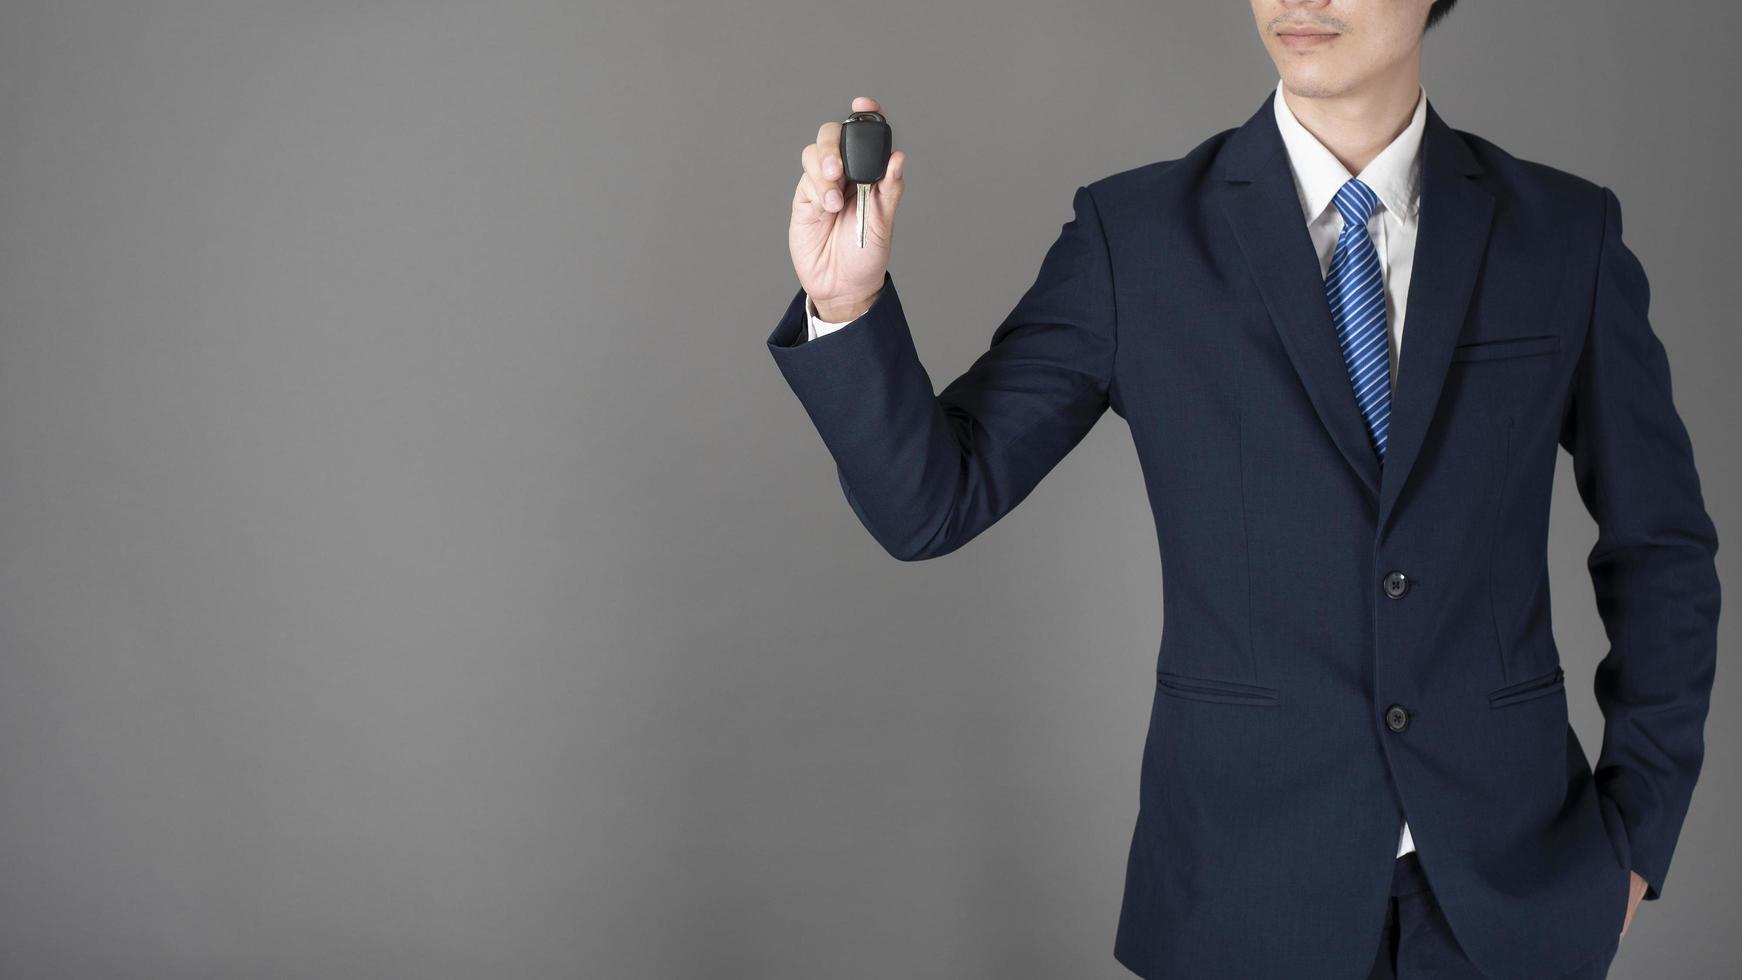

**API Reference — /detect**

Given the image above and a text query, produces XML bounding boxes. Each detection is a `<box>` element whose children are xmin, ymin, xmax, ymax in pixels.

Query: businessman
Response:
<box><xmin>766</xmin><ymin>1</ymin><xmax>1720</xmax><ymax>977</ymax></box>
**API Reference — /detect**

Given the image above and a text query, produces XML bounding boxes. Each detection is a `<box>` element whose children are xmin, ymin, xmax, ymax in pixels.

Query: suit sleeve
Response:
<box><xmin>1557</xmin><ymin>185</ymin><xmax>1722</xmax><ymax>902</ymax></box>
<box><xmin>766</xmin><ymin>184</ymin><xmax>1117</xmax><ymax>561</ymax></box>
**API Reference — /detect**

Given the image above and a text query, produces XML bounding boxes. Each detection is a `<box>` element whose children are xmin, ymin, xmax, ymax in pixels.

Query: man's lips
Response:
<box><xmin>1279</xmin><ymin>29</ymin><xmax>1339</xmax><ymax>48</ymax></box>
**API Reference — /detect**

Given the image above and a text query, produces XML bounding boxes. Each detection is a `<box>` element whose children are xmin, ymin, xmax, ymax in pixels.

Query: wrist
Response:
<box><xmin>814</xmin><ymin>292</ymin><xmax>876</xmax><ymax>324</ymax></box>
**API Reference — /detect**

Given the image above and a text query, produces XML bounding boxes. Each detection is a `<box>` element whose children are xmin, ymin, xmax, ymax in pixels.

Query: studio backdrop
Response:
<box><xmin>0</xmin><ymin>2</ymin><xmax>1735</xmax><ymax>977</ymax></box>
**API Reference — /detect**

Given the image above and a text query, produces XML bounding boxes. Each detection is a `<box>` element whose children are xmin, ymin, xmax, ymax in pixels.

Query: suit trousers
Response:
<box><xmin>1367</xmin><ymin>853</ymin><xmax>1620</xmax><ymax>979</ymax></box>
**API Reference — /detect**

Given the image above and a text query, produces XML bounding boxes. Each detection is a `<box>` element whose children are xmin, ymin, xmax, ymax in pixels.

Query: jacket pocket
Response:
<box><xmin>1450</xmin><ymin>334</ymin><xmax>1561</xmax><ymax>362</ymax></box>
<box><xmin>1487</xmin><ymin>665</ymin><xmax>1565</xmax><ymax>707</ymax></box>
<box><xmin>1156</xmin><ymin>669</ymin><xmax>1280</xmax><ymax>706</ymax></box>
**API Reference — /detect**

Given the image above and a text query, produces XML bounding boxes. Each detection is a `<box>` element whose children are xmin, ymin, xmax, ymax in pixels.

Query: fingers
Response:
<box><xmin>796</xmin><ymin>144</ymin><xmax>841</xmax><ymax>216</ymax></box>
<box><xmin>795</xmin><ymin>98</ymin><xmax>889</xmax><ymax>219</ymax></box>
<box><xmin>806</xmin><ymin>121</ymin><xmax>846</xmax><ymax>213</ymax></box>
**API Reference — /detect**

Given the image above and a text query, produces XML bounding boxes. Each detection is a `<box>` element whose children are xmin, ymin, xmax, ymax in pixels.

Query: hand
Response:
<box><xmin>1620</xmin><ymin>870</ymin><xmax>1647</xmax><ymax>939</ymax></box>
<box><xmin>788</xmin><ymin>95</ymin><xmax>908</xmax><ymax>323</ymax></box>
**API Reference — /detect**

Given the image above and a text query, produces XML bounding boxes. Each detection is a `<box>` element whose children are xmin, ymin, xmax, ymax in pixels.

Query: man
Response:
<box><xmin>766</xmin><ymin>1</ymin><xmax>1720</xmax><ymax>976</ymax></box>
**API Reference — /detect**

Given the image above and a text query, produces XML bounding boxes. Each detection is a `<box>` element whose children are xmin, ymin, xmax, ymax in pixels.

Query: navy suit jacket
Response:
<box><xmin>764</xmin><ymin>88</ymin><xmax>1721</xmax><ymax>979</ymax></box>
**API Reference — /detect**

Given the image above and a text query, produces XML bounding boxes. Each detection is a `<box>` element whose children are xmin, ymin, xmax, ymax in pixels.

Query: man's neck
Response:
<box><xmin>1280</xmin><ymin>74</ymin><xmax>1423</xmax><ymax>176</ymax></box>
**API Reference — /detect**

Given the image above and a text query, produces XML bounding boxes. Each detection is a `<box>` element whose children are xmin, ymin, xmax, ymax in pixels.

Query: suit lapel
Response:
<box><xmin>1215</xmin><ymin>88</ymin><xmax>1493</xmax><ymax>526</ymax></box>
<box><xmin>1374</xmin><ymin>101</ymin><xmax>1493</xmax><ymax>534</ymax></box>
<box><xmin>1218</xmin><ymin>92</ymin><xmax>1380</xmax><ymax>500</ymax></box>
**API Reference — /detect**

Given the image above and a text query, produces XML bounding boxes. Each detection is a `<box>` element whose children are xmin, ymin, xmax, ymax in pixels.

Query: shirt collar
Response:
<box><xmin>1271</xmin><ymin>76</ymin><xmax>1427</xmax><ymax>225</ymax></box>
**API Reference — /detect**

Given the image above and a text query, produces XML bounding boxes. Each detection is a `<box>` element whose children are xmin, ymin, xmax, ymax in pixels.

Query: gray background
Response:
<box><xmin>0</xmin><ymin>1</ymin><xmax>1734</xmax><ymax>977</ymax></box>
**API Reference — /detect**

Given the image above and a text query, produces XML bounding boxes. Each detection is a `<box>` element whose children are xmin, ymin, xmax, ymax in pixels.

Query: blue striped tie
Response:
<box><xmin>1325</xmin><ymin>177</ymin><xmax>1391</xmax><ymax>463</ymax></box>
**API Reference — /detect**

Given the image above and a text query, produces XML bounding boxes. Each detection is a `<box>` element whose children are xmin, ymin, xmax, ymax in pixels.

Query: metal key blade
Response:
<box><xmin>856</xmin><ymin>184</ymin><xmax>869</xmax><ymax>247</ymax></box>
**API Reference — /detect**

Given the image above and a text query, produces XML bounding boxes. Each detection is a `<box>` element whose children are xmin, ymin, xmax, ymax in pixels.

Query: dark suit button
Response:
<box><xmin>1382</xmin><ymin>570</ymin><xmax>1410</xmax><ymax>599</ymax></box>
<box><xmin>1384</xmin><ymin>704</ymin><xmax>1410</xmax><ymax>732</ymax></box>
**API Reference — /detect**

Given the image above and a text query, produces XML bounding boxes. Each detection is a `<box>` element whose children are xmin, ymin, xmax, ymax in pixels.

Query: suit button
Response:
<box><xmin>1385</xmin><ymin>704</ymin><xmax>1410</xmax><ymax>732</ymax></box>
<box><xmin>1382</xmin><ymin>570</ymin><xmax>1410</xmax><ymax>599</ymax></box>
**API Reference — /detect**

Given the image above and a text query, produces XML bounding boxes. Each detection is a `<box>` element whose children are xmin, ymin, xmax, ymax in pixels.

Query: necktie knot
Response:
<box><xmin>1333</xmin><ymin>177</ymin><xmax>1380</xmax><ymax>228</ymax></box>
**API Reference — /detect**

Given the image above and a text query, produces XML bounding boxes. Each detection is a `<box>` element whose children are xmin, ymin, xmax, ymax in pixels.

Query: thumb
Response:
<box><xmin>874</xmin><ymin>150</ymin><xmax>906</xmax><ymax>210</ymax></box>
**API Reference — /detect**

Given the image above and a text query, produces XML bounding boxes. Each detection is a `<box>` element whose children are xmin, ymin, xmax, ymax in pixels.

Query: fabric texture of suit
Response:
<box><xmin>764</xmin><ymin>87</ymin><xmax>1721</xmax><ymax>979</ymax></box>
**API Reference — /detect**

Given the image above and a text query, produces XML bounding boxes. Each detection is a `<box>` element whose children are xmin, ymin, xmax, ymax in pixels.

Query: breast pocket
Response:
<box><xmin>1450</xmin><ymin>333</ymin><xmax>1561</xmax><ymax>363</ymax></box>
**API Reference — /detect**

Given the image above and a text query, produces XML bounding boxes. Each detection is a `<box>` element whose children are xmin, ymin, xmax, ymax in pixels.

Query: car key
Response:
<box><xmin>838</xmin><ymin>110</ymin><xmax>892</xmax><ymax>247</ymax></box>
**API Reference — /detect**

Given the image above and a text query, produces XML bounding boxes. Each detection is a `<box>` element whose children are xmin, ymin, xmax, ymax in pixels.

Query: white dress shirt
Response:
<box><xmin>804</xmin><ymin>77</ymin><xmax>1430</xmax><ymax>858</ymax></box>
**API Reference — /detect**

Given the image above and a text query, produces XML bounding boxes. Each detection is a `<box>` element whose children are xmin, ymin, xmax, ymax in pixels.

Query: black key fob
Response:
<box><xmin>839</xmin><ymin>110</ymin><xmax>892</xmax><ymax>184</ymax></box>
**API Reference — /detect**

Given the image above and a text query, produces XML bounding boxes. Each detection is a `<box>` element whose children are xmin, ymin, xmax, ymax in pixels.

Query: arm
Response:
<box><xmin>1558</xmin><ymin>185</ymin><xmax>1722</xmax><ymax>902</ymax></box>
<box><xmin>766</xmin><ymin>184</ymin><xmax>1118</xmax><ymax>561</ymax></box>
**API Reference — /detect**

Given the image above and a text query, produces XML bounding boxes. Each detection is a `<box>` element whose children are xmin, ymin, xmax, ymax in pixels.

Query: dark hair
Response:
<box><xmin>1425</xmin><ymin>0</ymin><xmax>1460</xmax><ymax>31</ymax></box>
